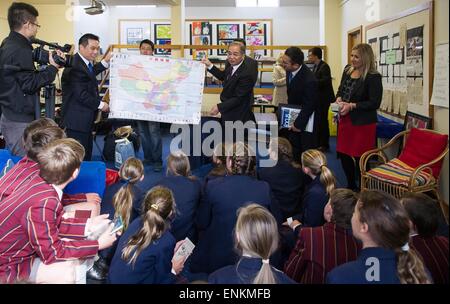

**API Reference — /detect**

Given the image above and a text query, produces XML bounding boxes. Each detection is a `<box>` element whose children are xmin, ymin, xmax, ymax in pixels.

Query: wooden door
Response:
<box><xmin>347</xmin><ymin>26</ymin><xmax>363</xmax><ymax>64</ymax></box>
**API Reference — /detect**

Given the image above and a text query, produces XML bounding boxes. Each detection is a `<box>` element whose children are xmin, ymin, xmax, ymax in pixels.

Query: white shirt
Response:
<box><xmin>78</xmin><ymin>52</ymin><xmax>109</xmax><ymax>110</ymax></box>
<box><xmin>51</xmin><ymin>184</ymin><xmax>63</xmax><ymax>200</ymax></box>
<box><xmin>291</xmin><ymin>65</ymin><xmax>302</xmax><ymax>78</ymax></box>
<box><xmin>207</xmin><ymin>58</ymin><xmax>245</xmax><ymax>77</ymax></box>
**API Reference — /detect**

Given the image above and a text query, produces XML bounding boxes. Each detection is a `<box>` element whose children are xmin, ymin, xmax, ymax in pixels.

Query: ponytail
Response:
<box><xmin>320</xmin><ymin>165</ymin><xmax>336</xmax><ymax>195</ymax></box>
<box><xmin>302</xmin><ymin>149</ymin><xmax>336</xmax><ymax>195</ymax></box>
<box><xmin>253</xmin><ymin>259</ymin><xmax>277</xmax><ymax>284</ymax></box>
<box><xmin>397</xmin><ymin>248</ymin><xmax>431</xmax><ymax>284</ymax></box>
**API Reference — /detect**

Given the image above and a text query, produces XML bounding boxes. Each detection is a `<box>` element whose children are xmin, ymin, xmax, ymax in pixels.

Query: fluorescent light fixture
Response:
<box><xmin>116</xmin><ymin>5</ymin><xmax>157</xmax><ymax>8</ymax></box>
<box><xmin>235</xmin><ymin>0</ymin><xmax>279</xmax><ymax>7</ymax></box>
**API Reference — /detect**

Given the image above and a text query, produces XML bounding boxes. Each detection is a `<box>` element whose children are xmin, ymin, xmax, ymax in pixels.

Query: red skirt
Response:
<box><xmin>336</xmin><ymin>115</ymin><xmax>376</xmax><ymax>157</ymax></box>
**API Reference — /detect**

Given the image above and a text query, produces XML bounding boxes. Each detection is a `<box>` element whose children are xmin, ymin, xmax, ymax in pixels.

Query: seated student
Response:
<box><xmin>284</xmin><ymin>189</ymin><xmax>361</xmax><ymax>283</ymax></box>
<box><xmin>286</xmin><ymin>149</ymin><xmax>337</xmax><ymax>233</ymax></box>
<box><xmin>208</xmin><ymin>204</ymin><xmax>295</xmax><ymax>284</ymax></box>
<box><xmin>156</xmin><ymin>151</ymin><xmax>201</xmax><ymax>242</ymax></box>
<box><xmin>327</xmin><ymin>190</ymin><xmax>431</xmax><ymax>284</ymax></box>
<box><xmin>108</xmin><ymin>186</ymin><xmax>186</xmax><ymax>284</ymax></box>
<box><xmin>0</xmin><ymin>138</ymin><xmax>117</xmax><ymax>284</ymax></box>
<box><xmin>204</xmin><ymin>142</ymin><xmax>228</xmax><ymax>185</ymax></box>
<box><xmin>0</xmin><ymin>119</ymin><xmax>101</xmax><ymax>214</ymax></box>
<box><xmin>94</xmin><ymin>157</ymin><xmax>145</xmax><ymax>278</ymax></box>
<box><xmin>189</xmin><ymin>142</ymin><xmax>277</xmax><ymax>274</ymax></box>
<box><xmin>258</xmin><ymin>137</ymin><xmax>305</xmax><ymax>220</ymax></box>
<box><xmin>401</xmin><ymin>192</ymin><xmax>449</xmax><ymax>284</ymax></box>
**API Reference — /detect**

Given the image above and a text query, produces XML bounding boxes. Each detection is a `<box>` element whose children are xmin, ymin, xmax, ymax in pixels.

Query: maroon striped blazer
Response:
<box><xmin>284</xmin><ymin>222</ymin><xmax>361</xmax><ymax>284</ymax></box>
<box><xmin>410</xmin><ymin>234</ymin><xmax>449</xmax><ymax>284</ymax></box>
<box><xmin>0</xmin><ymin>174</ymin><xmax>98</xmax><ymax>283</ymax></box>
<box><xmin>0</xmin><ymin>157</ymin><xmax>87</xmax><ymax>204</ymax></box>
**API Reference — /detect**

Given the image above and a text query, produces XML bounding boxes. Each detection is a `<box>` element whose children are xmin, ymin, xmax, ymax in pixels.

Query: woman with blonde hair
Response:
<box><xmin>209</xmin><ymin>204</ymin><xmax>295</xmax><ymax>284</ymax></box>
<box><xmin>286</xmin><ymin>149</ymin><xmax>337</xmax><ymax>232</ymax></box>
<box><xmin>108</xmin><ymin>186</ymin><xmax>186</xmax><ymax>284</ymax></box>
<box><xmin>157</xmin><ymin>151</ymin><xmax>201</xmax><ymax>242</ymax></box>
<box><xmin>327</xmin><ymin>190</ymin><xmax>431</xmax><ymax>284</ymax></box>
<box><xmin>333</xmin><ymin>43</ymin><xmax>382</xmax><ymax>190</ymax></box>
<box><xmin>272</xmin><ymin>52</ymin><xmax>288</xmax><ymax>107</ymax></box>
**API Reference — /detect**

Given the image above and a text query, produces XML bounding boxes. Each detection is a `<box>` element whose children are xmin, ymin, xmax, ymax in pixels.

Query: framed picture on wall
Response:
<box><xmin>244</xmin><ymin>21</ymin><xmax>268</xmax><ymax>56</ymax></box>
<box><xmin>118</xmin><ymin>19</ymin><xmax>151</xmax><ymax>51</ymax></box>
<box><xmin>154</xmin><ymin>24</ymin><xmax>171</xmax><ymax>55</ymax></box>
<box><xmin>190</xmin><ymin>21</ymin><xmax>212</xmax><ymax>55</ymax></box>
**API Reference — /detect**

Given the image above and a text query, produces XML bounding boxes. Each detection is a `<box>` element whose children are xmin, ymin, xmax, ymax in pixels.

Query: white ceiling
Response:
<box><xmin>31</xmin><ymin>0</ymin><xmax>319</xmax><ymax>7</ymax></box>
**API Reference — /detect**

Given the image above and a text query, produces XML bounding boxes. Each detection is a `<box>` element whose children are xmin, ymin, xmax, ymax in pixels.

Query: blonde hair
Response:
<box><xmin>166</xmin><ymin>151</ymin><xmax>196</xmax><ymax>180</ymax></box>
<box><xmin>235</xmin><ymin>204</ymin><xmax>279</xmax><ymax>284</ymax></box>
<box><xmin>37</xmin><ymin>138</ymin><xmax>84</xmax><ymax>185</ymax></box>
<box><xmin>346</xmin><ymin>43</ymin><xmax>378</xmax><ymax>80</ymax></box>
<box><xmin>121</xmin><ymin>186</ymin><xmax>175</xmax><ymax>266</ymax></box>
<box><xmin>301</xmin><ymin>149</ymin><xmax>336</xmax><ymax>195</ymax></box>
<box><xmin>113</xmin><ymin>157</ymin><xmax>144</xmax><ymax>230</ymax></box>
<box><xmin>209</xmin><ymin>142</ymin><xmax>228</xmax><ymax>177</ymax></box>
<box><xmin>226</xmin><ymin>142</ymin><xmax>256</xmax><ymax>177</ymax></box>
<box><xmin>358</xmin><ymin>190</ymin><xmax>431</xmax><ymax>284</ymax></box>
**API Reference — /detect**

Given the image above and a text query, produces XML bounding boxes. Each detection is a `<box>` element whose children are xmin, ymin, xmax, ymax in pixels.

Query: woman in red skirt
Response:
<box><xmin>334</xmin><ymin>43</ymin><xmax>382</xmax><ymax>190</ymax></box>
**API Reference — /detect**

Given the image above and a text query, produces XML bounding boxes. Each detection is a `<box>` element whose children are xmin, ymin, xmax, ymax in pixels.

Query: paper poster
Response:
<box><xmin>392</xmin><ymin>91</ymin><xmax>401</xmax><ymax>114</ymax></box>
<box><xmin>415</xmin><ymin>78</ymin><xmax>423</xmax><ymax>105</ymax></box>
<box><xmin>399</xmin><ymin>23</ymin><xmax>407</xmax><ymax>48</ymax></box>
<box><xmin>217</xmin><ymin>24</ymin><xmax>239</xmax><ymax>39</ymax></box>
<box><xmin>382</xmin><ymin>39</ymin><xmax>388</xmax><ymax>51</ymax></box>
<box><xmin>394</xmin><ymin>65</ymin><xmax>400</xmax><ymax>77</ymax></box>
<box><xmin>393</xmin><ymin>35</ymin><xmax>400</xmax><ymax>49</ymax></box>
<box><xmin>386</xmin><ymin>50</ymin><xmax>397</xmax><ymax>64</ymax></box>
<box><xmin>431</xmin><ymin>42</ymin><xmax>449</xmax><ymax>108</ymax></box>
<box><xmin>380</xmin><ymin>52</ymin><xmax>386</xmax><ymax>64</ymax></box>
<box><xmin>399</xmin><ymin>92</ymin><xmax>408</xmax><ymax>115</ymax></box>
<box><xmin>396</xmin><ymin>49</ymin><xmax>403</xmax><ymax>62</ymax></box>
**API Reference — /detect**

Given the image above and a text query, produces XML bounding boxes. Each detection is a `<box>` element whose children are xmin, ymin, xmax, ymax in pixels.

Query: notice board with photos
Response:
<box><xmin>365</xmin><ymin>2</ymin><xmax>434</xmax><ymax>120</ymax></box>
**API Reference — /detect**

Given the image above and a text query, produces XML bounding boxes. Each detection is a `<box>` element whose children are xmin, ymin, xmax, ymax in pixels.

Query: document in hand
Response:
<box><xmin>173</xmin><ymin>237</ymin><xmax>195</xmax><ymax>261</ymax></box>
<box><xmin>278</xmin><ymin>103</ymin><xmax>314</xmax><ymax>132</ymax></box>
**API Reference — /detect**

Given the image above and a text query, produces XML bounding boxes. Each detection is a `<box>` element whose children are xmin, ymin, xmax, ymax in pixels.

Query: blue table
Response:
<box><xmin>376</xmin><ymin>115</ymin><xmax>403</xmax><ymax>139</ymax></box>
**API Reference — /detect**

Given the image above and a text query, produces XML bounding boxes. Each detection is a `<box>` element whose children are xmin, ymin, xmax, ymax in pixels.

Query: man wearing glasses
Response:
<box><xmin>0</xmin><ymin>2</ymin><xmax>63</xmax><ymax>156</ymax></box>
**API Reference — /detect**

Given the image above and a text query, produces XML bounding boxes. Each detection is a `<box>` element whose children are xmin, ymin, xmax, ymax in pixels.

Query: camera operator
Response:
<box><xmin>61</xmin><ymin>33</ymin><xmax>112</xmax><ymax>161</ymax></box>
<box><xmin>0</xmin><ymin>2</ymin><xmax>63</xmax><ymax>156</ymax></box>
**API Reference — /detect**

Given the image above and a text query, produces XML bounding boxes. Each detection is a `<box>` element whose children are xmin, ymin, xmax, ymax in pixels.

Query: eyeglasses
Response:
<box><xmin>29</xmin><ymin>22</ymin><xmax>41</xmax><ymax>28</ymax></box>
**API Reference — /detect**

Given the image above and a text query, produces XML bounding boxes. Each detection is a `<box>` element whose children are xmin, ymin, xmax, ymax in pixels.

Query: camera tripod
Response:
<box><xmin>35</xmin><ymin>83</ymin><xmax>56</xmax><ymax>120</ymax></box>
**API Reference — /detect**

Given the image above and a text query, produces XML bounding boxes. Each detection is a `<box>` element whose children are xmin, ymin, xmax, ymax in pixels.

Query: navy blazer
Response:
<box><xmin>108</xmin><ymin>218</ymin><xmax>176</xmax><ymax>284</ymax></box>
<box><xmin>326</xmin><ymin>247</ymin><xmax>401</xmax><ymax>284</ymax></box>
<box><xmin>208</xmin><ymin>257</ymin><xmax>296</xmax><ymax>284</ymax></box>
<box><xmin>258</xmin><ymin>160</ymin><xmax>305</xmax><ymax>220</ymax></box>
<box><xmin>189</xmin><ymin>175</ymin><xmax>273</xmax><ymax>274</ymax></box>
<box><xmin>293</xmin><ymin>175</ymin><xmax>328</xmax><ymax>228</ymax></box>
<box><xmin>208</xmin><ymin>58</ymin><xmax>256</xmax><ymax>123</ymax></box>
<box><xmin>286</xmin><ymin>64</ymin><xmax>318</xmax><ymax>131</ymax></box>
<box><xmin>100</xmin><ymin>180</ymin><xmax>144</xmax><ymax>222</ymax></box>
<box><xmin>61</xmin><ymin>53</ymin><xmax>107</xmax><ymax>132</ymax></box>
<box><xmin>156</xmin><ymin>175</ymin><xmax>202</xmax><ymax>242</ymax></box>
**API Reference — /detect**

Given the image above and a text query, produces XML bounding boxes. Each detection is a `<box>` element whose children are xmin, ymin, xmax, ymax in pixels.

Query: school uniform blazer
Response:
<box><xmin>61</xmin><ymin>53</ymin><xmax>107</xmax><ymax>133</ymax></box>
<box><xmin>208</xmin><ymin>257</ymin><xmax>296</xmax><ymax>284</ymax></box>
<box><xmin>286</xmin><ymin>64</ymin><xmax>318</xmax><ymax>131</ymax></box>
<box><xmin>336</xmin><ymin>66</ymin><xmax>382</xmax><ymax>125</ymax></box>
<box><xmin>208</xmin><ymin>58</ymin><xmax>256</xmax><ymax>123</ymax></box>
<box><xmin>108</xmin><ymin>218</ymin><xmax>177</xmax><ymax>284</ymax></box>
<box><xmin>100</xmin><ymin>180</ymin><xmax>144</xmax><ymax>222</ymax></box>
<box><xmin>293</xmin><ymin>175</ymin><xmax>328</xmax><ymax>229</ymax></box>
<box><xmin>410</xmin><ymin>234</ymin><xmax>449</xmax><ymax>284</ymax></box>
<box><xmin>156</xmin><ymin>175</ymin><xmax>202</xmax><ymax>242</ymax></box>
<box><xmin>189</xmin><ymin>175</ymin><xmax>273</xmax><ymax>274</ymax></box>
<box><xmin>314</xmin><ymin>60</ymin><xmax>335</xmax><ymax>105</ymax></box>
<box><xmin>326</xmin><ymin>247</ymin><xmax>401</xmax><ymax>284</ymax></box>
<box><xmin>284</xmin><ymin>222</ymin><xmax>361</xmax><ymax>284</ymax></box>
<box><xmin>258</xmin><ymin>159</ymin><xmax>305</xmax><ymax>220</ymax></box>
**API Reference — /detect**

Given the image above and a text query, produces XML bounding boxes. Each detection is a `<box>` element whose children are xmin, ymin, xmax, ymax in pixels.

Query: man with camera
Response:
<box><xmin>0</xmin><ymin>2</ymin><xmax>63</xmax><ymax>156</ymax></box>
<box><xmin>61</xmin><ymin>33</ymin><xmax>112</xmax><ymax>161</ymax></box>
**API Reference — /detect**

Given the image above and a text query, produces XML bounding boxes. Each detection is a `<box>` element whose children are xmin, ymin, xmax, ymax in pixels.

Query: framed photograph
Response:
<box><xmin>118</xmin><ymin>19</ymin><xmax>151</xmax><ymax>51</ymax></box>
<box><xmin>403</xmin><ymin>111</ymin><xmax>432</xmax><ymax>130</ymax></box>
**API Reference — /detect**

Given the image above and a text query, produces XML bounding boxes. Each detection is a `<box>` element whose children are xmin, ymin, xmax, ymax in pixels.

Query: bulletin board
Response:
<box><xmin>365</xmin><ymin>2</ymin><xmax>434</xmax><ymax>120</ymax></box>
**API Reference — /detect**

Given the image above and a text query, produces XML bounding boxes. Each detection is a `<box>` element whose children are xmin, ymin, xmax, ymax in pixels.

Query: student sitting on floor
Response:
<box><xmin>0</xmin><ymin>118</ymin><xmax>101</xmax><ymax>215</ymax></box>
<box><xmin>94</xmin><ymin>157</ymin><xmax>145</xmax><ymax>279</ymax></box>
<box><xmin>284</xmin><ymin>189</ymin><xmax>361</xmax><ymax>283</ymax></box>
<box><xmin>258</xmin><ymin>137</ymin><xmax>305</xmax><ymax>220</ymax></box>
<box><xmin>108</xmin><ymin>186</ymin><xmax>186</xmax><ymax>284</ymax></box>
<box><xmin>209</xmin><ymin>204</ymin><xmax>295</xmax><ymax>284</ymax></box>
<box><xmin>189</xmin><ymin>142</ymin><xmax>280</xmax><ymax>274</ymax></box>
<box><xmin>203</xmin><ymin>142</ymin><xmax>229</xmax><ymax>187</ymax></box>
<box><xmin>401</xmin><ymin>192</ymin><xmax>449</xmax><ymax>284</ymax></box>
<box><xmin>157</xmin><ymin>151</ymin><xmax>201</xmax><ymax>242</ymax></box>
<box><xmin>327</xmin><ymin>190</ymin><xmax>431</xmax><ymax>284</ymax></box>
<box><xmin>285</xmin><ymin>149</ymin><xmax>337</xmax><ymax>233</ymax></box>
<box><xmin>0</xmin><ymin>138</ymin><xmax>117</xmax><ymax>284</ymax></box>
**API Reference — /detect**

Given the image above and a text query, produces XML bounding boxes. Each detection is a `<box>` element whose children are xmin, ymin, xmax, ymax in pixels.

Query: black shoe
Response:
<box><xmin>86</xmin><ymin>263</ymin><xmax>107</xmax><ymax>281</ymax></box>
<box><xmin>95</xmin><ymin>256</ymin><xmax>110</xmax><ymax>273</ymax></box>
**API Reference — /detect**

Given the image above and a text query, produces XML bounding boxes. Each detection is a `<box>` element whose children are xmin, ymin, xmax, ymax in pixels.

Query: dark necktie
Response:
<box><xmin>88</xmin><ymin>62</ymin><xmax>94</xmax><ymax>74</ymax></box>
<box><xmin>288</xmin><ymin>73</ymin><xmax>293</xmax><ymax>85</ymax></box>
<box><xmin>225</xmin><ymin>66</ymin><xmax>233</xmax><ymax>81</ymax></box>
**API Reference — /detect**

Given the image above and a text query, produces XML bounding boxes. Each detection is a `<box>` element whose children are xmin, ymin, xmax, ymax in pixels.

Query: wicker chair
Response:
<box><xmin>360</xmin><ymin>128</ymin><xmax>448</xmax><ymax>216</ymax></box>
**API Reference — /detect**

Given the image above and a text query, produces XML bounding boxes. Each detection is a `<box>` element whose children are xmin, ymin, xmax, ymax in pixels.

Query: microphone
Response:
<box><xmin>31</xmin><ymin>38</ymin><xmax>71</xmax><ymax>53</ymax></box>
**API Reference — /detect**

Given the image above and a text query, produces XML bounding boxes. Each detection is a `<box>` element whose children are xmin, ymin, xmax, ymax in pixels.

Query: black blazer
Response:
<box><xmin>208</xmin><ymin>58</ymin><xmax>257</xmax><ymax>123</ymax></box>
<box><xmin>336</xmin><ymin>66</ymin><xmax>382</xmax><ymax>125</ymax></box>
<box><xmin>61</xmin><ymin>53</ymin><xmax>107</xmax><ymax>132</ymax></box>
<box><xmin>314</xmin><ymin>60</ymin><xmax>335</xmax><ymax>105</ymax></box>
<box><xmin>287</xmin><ymin>65</ymin><xmax>318</xmax><ymax>131</ymax></box>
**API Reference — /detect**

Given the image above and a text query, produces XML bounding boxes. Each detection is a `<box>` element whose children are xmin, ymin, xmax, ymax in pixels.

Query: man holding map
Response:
<box><xmin>202</xmin><ymin>42</ymin><xmax>257</xmax><ymax>127</ymax></box>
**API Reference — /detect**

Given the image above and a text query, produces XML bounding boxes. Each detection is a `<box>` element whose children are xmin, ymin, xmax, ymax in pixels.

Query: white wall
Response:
<box><xmin>74</xmin><ymin>5</ymin><xmax>320</xmax><ymax>51</ymax></box>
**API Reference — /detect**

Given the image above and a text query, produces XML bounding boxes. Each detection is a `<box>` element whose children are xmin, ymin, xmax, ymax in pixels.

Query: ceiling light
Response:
<box><xmin>236</xmin><ymin>0</ymin><xmax>279</xmax><ymax>7</ymax></box>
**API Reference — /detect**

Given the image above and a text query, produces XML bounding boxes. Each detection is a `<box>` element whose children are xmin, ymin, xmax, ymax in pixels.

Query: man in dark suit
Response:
<box><xmin>308</xmin><ymin>47</ymin><xmax>335</xmax><ymax>152</ymax></box>
<box><xmin>202</xmin><ymin>42</ymin><xmax>257</xmax><ymax>125</ymax></box>
<box><xmin>282</xmin><ymin>47</ymin><xmax>318</xmax><ymax>160</ymax></box>
<box><xmin>61</xmin><ymin>33</ymin><xmax>111</xmax><ymax>160</ymax></box>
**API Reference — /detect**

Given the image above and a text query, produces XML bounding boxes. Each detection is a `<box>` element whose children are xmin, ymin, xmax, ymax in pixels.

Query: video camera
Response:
<box><xmin>31</xmin><ymin>38</ymin><xmax>73</xmax><ymax>68</ymax></box>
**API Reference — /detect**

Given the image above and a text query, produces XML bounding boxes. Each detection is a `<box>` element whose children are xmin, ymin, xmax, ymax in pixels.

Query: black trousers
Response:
<box><xmin>282</xmin><ymin>129</ymin><xmax>318</xmax><ymax>162</ymax></box>
<box><xmin>317</xmin><ymin>102</ymin><xmax>331</xmax><ymax>149</ymax></box>
<box><xmin>66</xmin><ymin>128</ymin><xmax>93</xmax><ymax>161</ymax></box>
<box><xmin>339</xmin><ymin>152</ymin><xmax>361</xmax><ymax>191</ymax></box>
